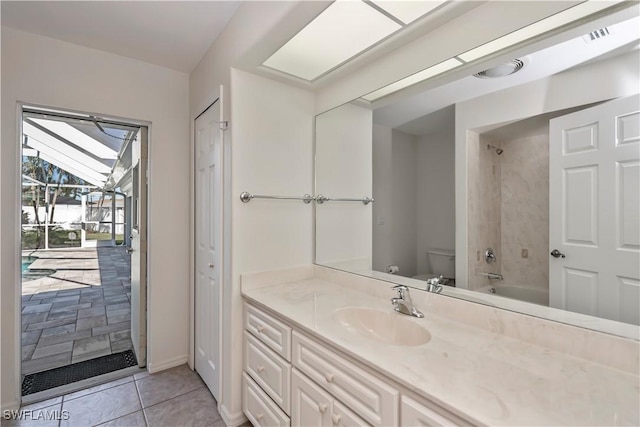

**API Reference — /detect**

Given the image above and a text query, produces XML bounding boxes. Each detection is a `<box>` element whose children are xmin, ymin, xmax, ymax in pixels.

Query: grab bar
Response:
<box><xmin>315</xmin><ymin>194</ymin><xmax>374</xmax><ymax>205</ymax></box>
<box><xmin>239</xmin><ymin>192</ymin><xmax>314</xmax><ymax>204</ymax></box>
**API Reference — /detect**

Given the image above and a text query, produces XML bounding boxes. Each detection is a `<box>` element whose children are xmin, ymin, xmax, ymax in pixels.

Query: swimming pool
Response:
<box><xmin>21</xmin><ymin>256</ymin><xmax>55</xmax><ymax>281</ymax></box>
<box><xmin>21</xmin><ymin>256</ymin><xmax>37</xmax><ymax>273</ymax></box>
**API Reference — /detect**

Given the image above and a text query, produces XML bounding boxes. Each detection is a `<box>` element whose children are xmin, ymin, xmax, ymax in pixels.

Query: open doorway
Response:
<box><xmin>19</xmin><ymin>106</ymin><xmax>147</xmax><ymax>396</ymax></box>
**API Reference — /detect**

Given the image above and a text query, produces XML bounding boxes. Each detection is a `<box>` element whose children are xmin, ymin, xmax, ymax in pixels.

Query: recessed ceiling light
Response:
<box><xmin>369</xmin><ymin>0</ymin><xmax>447</xmax><ymax>25</ymax></box>
<box><xmin>263</xmin><ymin>0</ymin><xmax>401</xmax><ymax>81</ymax></box>
<box><xmin>458</xmin><ymin>0</ymin><xmax>623</xmax><ymax>63</ymax></box>
<box><xmin>362</xmin><ymin>57</ymin><xmax>463</xmax><ymax>101</ymax></box>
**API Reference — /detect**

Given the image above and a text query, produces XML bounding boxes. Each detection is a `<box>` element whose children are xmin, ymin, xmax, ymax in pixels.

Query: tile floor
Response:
<box><xmin>21</xmin><ymin>248</ymin><xmax>133</xmax><ymax>375</ymax></box>
<box><xmin>3</xmin><ymin>365</ymin><xmax>238</xmax><ymax>427</ymax></box>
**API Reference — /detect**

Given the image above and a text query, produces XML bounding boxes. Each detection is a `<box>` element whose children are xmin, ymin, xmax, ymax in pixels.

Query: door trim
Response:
<box><xmin>13</xmin><ymin>103</ymin><xmax>150</xmax><ymax>407</ymax></box>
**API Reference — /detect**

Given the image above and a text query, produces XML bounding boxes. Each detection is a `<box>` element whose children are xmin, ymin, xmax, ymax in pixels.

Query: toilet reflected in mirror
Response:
<box><xmin>411</xmin><ymin>249</ymin><xmax>455</xmax><ymax>287</ymax></box>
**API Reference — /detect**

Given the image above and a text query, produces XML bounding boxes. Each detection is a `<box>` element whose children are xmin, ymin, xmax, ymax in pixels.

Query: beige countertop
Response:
<box><xmin>242</xmin><ymin>276</ymin><xmax>640</xmax><ymax>426</ymax></box>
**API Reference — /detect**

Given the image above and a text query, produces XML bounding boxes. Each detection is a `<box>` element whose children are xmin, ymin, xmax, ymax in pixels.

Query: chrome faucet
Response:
<box><xmin>391</xmin><ymin>285</ymin><xmax>424</xmax><ymax>318</ymax></box>
<box><xmin>425</xmin><ymin>276</ymin><xmax>444</xmax><ymax>294</ymax></box>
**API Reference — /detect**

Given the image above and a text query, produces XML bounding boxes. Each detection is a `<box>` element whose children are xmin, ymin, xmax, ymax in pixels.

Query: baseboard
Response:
<box><xmin>219</xmin><ymin>403</ymin><xmax>247</xmax><ymax>427</ymax></box>
<box><xmin>147</xmin><ymin>355</ymin><xmax>189</xmax><ymax>374</ymax></box>
<box><xmin>1</xmin><ymin>400</ymin><xmax>20</xmax><ymax>412</ymax></box>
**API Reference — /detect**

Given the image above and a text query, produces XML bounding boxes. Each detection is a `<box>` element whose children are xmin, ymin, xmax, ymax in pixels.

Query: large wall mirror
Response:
<box><xmin>315</xmin><ymin>4</ymin><xmax>640</xmax><ymax>339</ymax></box>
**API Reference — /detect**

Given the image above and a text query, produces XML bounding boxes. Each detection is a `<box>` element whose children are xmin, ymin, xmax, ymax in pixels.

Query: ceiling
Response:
<box><xmin>0</xmin><ymin>1</ymin><xmax>240</xmax><ymax>73</ymax></box>
<box><xmin>376</xmin><ymin>13</ymin><xmax>640</xmax><ymax>135</ymax></box>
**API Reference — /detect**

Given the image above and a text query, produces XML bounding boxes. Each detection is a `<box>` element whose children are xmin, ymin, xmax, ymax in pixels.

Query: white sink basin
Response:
<box><xmin>331</xmin><ymin>307</ymin><xmax>431</xmax><ymax>346</ymax></box>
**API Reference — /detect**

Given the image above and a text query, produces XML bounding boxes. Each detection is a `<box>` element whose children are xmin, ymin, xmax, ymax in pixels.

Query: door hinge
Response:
<box><xmin>219</xmin><ymin>121</ymin><xmax>228</xmax><ymax>131</ymax></box>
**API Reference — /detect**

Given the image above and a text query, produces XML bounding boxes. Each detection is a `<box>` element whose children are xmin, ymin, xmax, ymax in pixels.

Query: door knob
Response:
<box><xmin>208</xmin><ymin>263</ymin><xmax>214</xmax><ymax>268</ymax></box>
<box><xmin>550</xmin><ymin>249</ymin><xmax>566</xmax><ymax>258</ymax></box>
<box><xmin>126</xmin><ymin>247</ymin><xmax>134</xmax><ymax>254</ymax></box>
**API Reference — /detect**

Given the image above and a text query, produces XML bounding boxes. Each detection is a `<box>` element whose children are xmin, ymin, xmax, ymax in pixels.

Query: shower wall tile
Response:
<box><xmin>468</xmin><ymin>133</ymin><xmax>502</xmax><ymax>290</ymax></box>
<box><xmin>500</xmin><ymin>133</ymin><xmax>549</xmax><ymax>290</ymax></box>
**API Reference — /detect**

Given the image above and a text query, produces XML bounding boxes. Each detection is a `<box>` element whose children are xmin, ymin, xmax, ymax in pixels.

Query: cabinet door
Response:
<box><xmin>401</xmin><ymin>395</ymin><xmax>460</xmax><ymax>427</ymax></box>
<box><xmin>332</xmin><ymin>400</ymin><xmax>369</xmax><ymax>427</ymax></box>
<box><xmin>292</xmin><ymin>368</ymin><xmax>332</xmax><ymax>427</ymax></box>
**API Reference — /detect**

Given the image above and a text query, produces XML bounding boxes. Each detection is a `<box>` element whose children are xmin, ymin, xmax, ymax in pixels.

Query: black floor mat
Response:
<box><xmin>22</xmin><ymin>350</ymin><xmax>138</xmax><ymax>396</ymax></box>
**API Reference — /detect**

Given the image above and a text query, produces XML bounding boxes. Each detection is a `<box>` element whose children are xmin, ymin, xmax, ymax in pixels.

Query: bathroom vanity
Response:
<box><xmin>241</xmin><ymin>266</ymin><xmax>639</xmax><ymax>426</ymax></box>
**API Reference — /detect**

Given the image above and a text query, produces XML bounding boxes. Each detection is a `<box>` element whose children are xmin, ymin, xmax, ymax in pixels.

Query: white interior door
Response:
<box><xmin>131</xmin><ymin>128</ymin><xmax>148</xmax><ymax>366</ymax></box>
<box><xmin>549</xmin><ymin>94</ymin><xmax>640</xmax><ymax>325</ymax></box>
<box><xmin>194</xmin><ymin>99</ymin><xmax>222</xmax><ymax>399</ymax></box>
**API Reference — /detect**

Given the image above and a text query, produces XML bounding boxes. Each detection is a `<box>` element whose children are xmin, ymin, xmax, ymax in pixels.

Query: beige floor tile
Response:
<box><xmin>64</xmin><ymin>376</ymin><xmax>134</xmax><ymax>401</ymax></box>
<box><xmin>95</xmin><ymin>410</ymin><xmax>146</xmax><ymax>427</ymax></box>
<box><xmin>136</xmin><ymin>365</ymin><xmax>205</xmax><ymax>408</ymax></box>
<box><xmin>61</xmin><ymin>382</ymin><xmax>141</xmax><ymax>427</ymax></box>
<box><xmin>144</xmin><ymin>388</ymin><xmax>220</xmax><ymax>427</ymax></box>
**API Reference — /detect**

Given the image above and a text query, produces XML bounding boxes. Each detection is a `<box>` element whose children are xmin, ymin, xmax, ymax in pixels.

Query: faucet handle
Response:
<box><xmin>392</xmin><ymin>284</ymin><xmax>410</xmax><ymax>300</ymax></box>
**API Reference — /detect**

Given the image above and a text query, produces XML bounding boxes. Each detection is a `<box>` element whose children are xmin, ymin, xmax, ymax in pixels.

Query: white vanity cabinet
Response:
<box><xmin>243</xmin><ymin>303</ymin><xmax>292</xmax><ymax>427</ymax></box>
<box><xmin>291</xmin><ymin>331</ymin><xmax>398</xmax><ymax>426</ymax></box>
<box><xmin>291</xmin><ymin>368</ymin><xmax>368</xmax><ymax>427</ymax></box>
<box><xmin>243</xmin><ymin>301</ymin><xmax>465</xmax><ymax>427</ymax></box>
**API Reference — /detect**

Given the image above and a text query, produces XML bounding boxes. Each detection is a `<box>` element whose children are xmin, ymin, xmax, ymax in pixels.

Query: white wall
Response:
<box><xmin>1</xmin><ymin>27</ymin><xmax>190</xmax><ymax>409</ymax></box>
<box><xmin>230</xmin><ymin>68</ymin><xmax>314</xmax><ymax>422</ymax></box>
<box><xmin>372</xmin><ymin>124</ymin><xmax>392</xmax><ymax>273</ymax></box>
<box><xmin>455</xmin><ymin>51</ymin><xmax>640</xmax><ymax>289</ymax></box>
<box><xmin>416</xmin><ymin>127</ymin><xmax>455</xmax><ymax>275</ymax></box>
<box><xmin>316</xmin><ymin>103</ymin><xmax>373</xmax><ymax>268</ymax></box>
<box><xmin>391</xmin><ymin>130</ymin><xmax>418</xmax><ymax>277</ymax></box>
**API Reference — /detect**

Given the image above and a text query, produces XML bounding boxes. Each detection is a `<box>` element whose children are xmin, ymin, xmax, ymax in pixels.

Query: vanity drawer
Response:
<box><xmin>245</xmin><ymin>302</ymin><xmax>292</xmax><ymax>360</ymax></box>
<box><xmin>243</xmin><ymin>373</ymin><xmax>290</xmax><ymax>427</ymax></box>
<box><xmin>244</xmin><ymin>331</ymin><xmax>291</xmax><ymax>414</ymax></box>
<box><xmin>292</xmin><ymin>331</ymin><xmax>399</xmax><ymax>426</ymax></box>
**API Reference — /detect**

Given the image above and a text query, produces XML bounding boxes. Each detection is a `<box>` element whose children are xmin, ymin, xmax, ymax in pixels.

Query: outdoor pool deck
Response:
<box><xmin>21</xmin><ymin>247</ymin><xmax>133</xmax><ymax>375</ymax></box>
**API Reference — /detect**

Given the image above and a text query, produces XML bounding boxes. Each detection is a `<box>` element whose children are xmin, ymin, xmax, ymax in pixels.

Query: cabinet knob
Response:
<box><xmin>208</xmin><ymin>263</ymin><xmax>214</xmax><ymax>268</ymax></box>
<box><xmin>256</xmin><ymin>413</ymin><xmax>264</xmax><ymax>421</ymax></box>
<box><xmin>257</xmin><ymin>325</ymin><xmax>265</xmax><ymax>333</ymax></box>
<box><xmin>319</xmin><ymin>403</ymin><xmax>328</xmax><ymax>413</ymax></box>
<box><xmin>257</xmin><ymin>365</ymin><xmax>264</xmax><ymax>373</ymax></box>
<box><xmin>332</xmin><ymin>414</ymin><xmax>341</xmax><ymax>425</ymax></box>
<box><xmin>325</xmin><ymin>372</ymin><xmax>334</xmax><ymax>382</ymax></box>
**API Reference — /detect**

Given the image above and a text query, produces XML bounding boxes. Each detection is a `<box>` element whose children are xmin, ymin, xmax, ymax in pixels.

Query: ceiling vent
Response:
<box><xmin>583</xmin><ymin>27</ymin><xmax>612</xmax><ymax>43</ymax></box>
<box><xmin>473</xmin><ymin>58</ymin><xmax>528</xmax><ymax>79</ymax></box>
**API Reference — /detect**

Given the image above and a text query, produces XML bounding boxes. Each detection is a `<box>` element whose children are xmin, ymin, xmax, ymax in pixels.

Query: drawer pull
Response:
<box><xmin>325</xmin><ymin>372</ymin><xmax>335</xmax><ymax>382</ymax></box>
<box><xmin>332</xmin><ymin>414</ymin><xmax>341</xmax><ymax>425</ymax></box>
<box><xmin>256</xmin><ymin>365</ymin><xmax>265</xmax><ymax>373</ymax></box>
<box><xmin>256</xmin><ymin>413</ymin><xmax>264</xmax><ymax>421</ymax></box>
<box><xmin>257</xmin><ymin>324</ymin><xmax>265</xmax><ymax>333</ymax></box>
<box><xmin>319</xmin><ymin>403</ymin><xmax>328</xmax><ymax>413</ymax></box>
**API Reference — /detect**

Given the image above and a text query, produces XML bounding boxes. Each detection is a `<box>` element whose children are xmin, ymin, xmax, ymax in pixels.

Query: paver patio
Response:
<box><xmin>21</xmin><ymin>247</ymin><xmax>133</xmax><ymax>375</ymax></box>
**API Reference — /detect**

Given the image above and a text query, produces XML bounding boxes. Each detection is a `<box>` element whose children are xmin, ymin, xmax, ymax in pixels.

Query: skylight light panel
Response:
<box><xmin>30</xmin><ymin>118</ymin><xmax>119</xmax><ymax>160</ymax></box>
<box><xmin>362</xmin><ymin>58</ymin><xmax>463</xmax><ymax>101</ymax></box>
<box><xmin>263</xmin><ymin>0</ymin><xmax>401</xmax><ymax>81</ymax></box>
<box><xmin>458</xmin><ymin>0</ymin><xmax>623</xmax><ymax>63</ymax></box>
<box><xmin>370</xmin><ymin>0</ymin><xmax>447</xmax><ymax>24</ymax></box>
